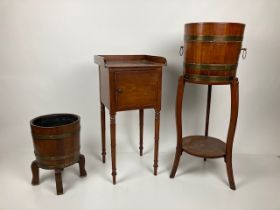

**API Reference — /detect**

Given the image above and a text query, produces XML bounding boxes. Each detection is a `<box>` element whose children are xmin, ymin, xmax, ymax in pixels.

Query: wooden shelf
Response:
<box><xmin>182</xmin><ymin>135</ymin><xmax>226</xmax><ymax>158</ymax></box>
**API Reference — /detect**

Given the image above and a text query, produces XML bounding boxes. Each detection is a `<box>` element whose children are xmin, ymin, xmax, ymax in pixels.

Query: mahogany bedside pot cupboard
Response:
<box><xmin>94</xmin><ymin>55</ymin><xmax>167</xmax><ymax>184</ymax></box>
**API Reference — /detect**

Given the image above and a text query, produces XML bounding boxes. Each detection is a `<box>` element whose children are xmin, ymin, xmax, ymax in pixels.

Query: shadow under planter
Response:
<box><xmin>30</xmin><ymin>113</ymin><xmax>87</xmax><ymax>195</ymax></box>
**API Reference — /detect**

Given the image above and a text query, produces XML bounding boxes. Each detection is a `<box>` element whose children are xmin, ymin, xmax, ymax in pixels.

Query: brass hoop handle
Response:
<box><xmin>241</xmin><ymin>48</ymin><xmax>247</xmax><ymax>59</ymax></box>
<box><xmin>179</xmin><ymin>46</ymin><xmax>184</xmax><ymax>56</ymax></box>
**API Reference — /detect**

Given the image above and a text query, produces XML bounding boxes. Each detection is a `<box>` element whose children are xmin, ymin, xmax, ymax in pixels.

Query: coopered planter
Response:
<box><xmin>170</xmin><ymin>22</ymin><xmax>246</xmax><ymax>190</ymax></box>
<box><xmin>30</xmin><ymin>113</ymin><xmax>87</xmax><ymax>195</ymax></box>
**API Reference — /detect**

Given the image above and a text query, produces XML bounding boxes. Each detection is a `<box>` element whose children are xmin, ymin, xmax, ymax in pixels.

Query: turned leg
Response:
<box><xmin>170</xmin><ymin>76</ymin><xmax>185</xmax><ymax>178</ymax></box>
<box><xmin>78</xmin><ymin>154</ymin><xmax>87</xmax><ymax>177</ymax></box>
<box><xmin>101</xmin><ymin>103</ymin><xmax>106</xmax><ymax>163</ymax></box>
<box><xmin>139</xmin><ymin>109</ymin><xmax>144</xmax><ymax>156</ymax></box>
<box><xmin>153</xmin><ymin>110</ymin><xmax>160</xmax><ymax>175</ymax></box>
<box><xmin>225</xmin><ymin>78</ymin><xmax>239</xmax><ymax>190</ymax></box>
<box><xmin>204</xmin><ymin>85</ymin><xmax>212</xmax><ymax>162</ymax></box>
<box><xmin>55</xmin><ymin>169</ymin><xmax>63</xmax><ymax>195</ymax></box>
<box><xmin>31</xmin><ymin>160</ymin><xmax>39</xmax><ymax>185</ymax></box>
<box><xmin>110</xmin><ymin>113</ymin><xmax>117</xmax><ymax>184</ymax></box>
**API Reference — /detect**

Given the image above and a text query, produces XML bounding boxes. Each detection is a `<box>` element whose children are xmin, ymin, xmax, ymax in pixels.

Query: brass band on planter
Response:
<box><xmin>184</xmin><ymin>63</ymin><xmax>237</xmax><ymax>71</ymax></box>
<box><xmin>32</xmin><ymin>127</ymin><xmax>80</xmax><ymax>140</ymax></box>
<box><xmin>185</xmin><ymin>35</ymin><xmax>243</xmax><ymax>42</ymax></box>
<box><xmin>185</xmin><ymin>74</ymin><xmax>233</xmax><ymax>83</ymax></box>
<box><xmin>35</xmin><ymin>151</ymin><xmax>80</xmax><ymax>161</ymax></box>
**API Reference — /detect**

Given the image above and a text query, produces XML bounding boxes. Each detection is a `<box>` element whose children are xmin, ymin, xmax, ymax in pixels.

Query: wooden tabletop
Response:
<box><xmin>94</xmin><ymin>55</ymin><xmax>167</xmax><ymax>68</ymax></box>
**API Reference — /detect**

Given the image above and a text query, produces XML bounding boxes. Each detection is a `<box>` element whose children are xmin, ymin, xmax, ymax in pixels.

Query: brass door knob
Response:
<box><xmin>116</xmin><ymin>88</ymin><xmax>123</xmax><ymax>94</ymax></box>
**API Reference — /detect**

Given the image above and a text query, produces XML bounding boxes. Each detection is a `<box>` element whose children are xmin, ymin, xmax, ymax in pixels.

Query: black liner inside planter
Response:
<box><xmin>32</xmin><ymin>114</ymin><xmax>78</xmax><ymax>127</ymax></box>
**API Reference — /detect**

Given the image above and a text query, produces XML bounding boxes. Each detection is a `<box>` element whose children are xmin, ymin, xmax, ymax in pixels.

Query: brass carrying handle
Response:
<box><xmin>179</xmin><ymin>46</ymin><xmax>184</xmax><ymax>56</ymax></box>
<box><xmin>241</xmin><ymin>48</ymin><xmax>247</xmax><ymax>59</ymax></box>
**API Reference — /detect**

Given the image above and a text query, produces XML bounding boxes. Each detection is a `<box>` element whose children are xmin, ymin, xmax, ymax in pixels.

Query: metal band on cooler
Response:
<box><xmin>32</xmin><ymin>127</ymin><xmax>80</xmax><ymax>140</ymax></box>
<box><xmin>35</xmin><ymin>151</ymin><xmax>80</xmax><ymax>161</ymax></box>
<box><xmin>185</xmin><ymin>74</ymin><xmax>234</xmax><ymax>83</ymax></box>
<box><xmin>185</xmin><ymin>35</ymin><xmax>243</xmax><ymax>42</ymax></box>
<box><xmin>37</xmin><ymin>161</ymin><xmax>78</xmax><ymax>169</ymax></box>
<box><xmin>184</xmin><ymin>63</ymin><xmax>237</xmax><ymax>71</ymax></box>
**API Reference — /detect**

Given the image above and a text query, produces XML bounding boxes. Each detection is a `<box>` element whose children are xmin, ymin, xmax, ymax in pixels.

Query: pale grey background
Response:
<box><xmin>1</xmin><ymin>1</ymin><xmax>280</xmax><ymax>210</ymax></box>
<box><xmin>1</xmin><ymin>0</ymin><xmax>279</xmax><ymax>155</ymax></box>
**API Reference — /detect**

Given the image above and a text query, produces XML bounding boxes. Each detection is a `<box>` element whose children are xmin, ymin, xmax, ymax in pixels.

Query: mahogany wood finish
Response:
<box><xmin>170</xmin><ymin>76</ymin><xmax>185</xmax><ymax>178</ymax></box>
<box><xmin>110</xmin><ymin>113</ymin><xmax>117</xmax><ymax>185</ymax></box>
<box><xmin>31</xmin><ymin>160</ymin><xmax>39</xmax><ymax>185</ymax></box>
<box><xmin>204</xmin><ymin>85</ymin><xmax>212</xmax><ymax>161</ymax></box>
<box><xmin>30</xmin><ymin>114</ymin><xmax>87</xmax><ymax>195</ymax></box>
<box><xmin>101</xmin><ymin>103</ymin><xmax>106</xmax><ymax>163</ymax></box>
<box><xmin>78</xmin><ymin>154</ymin><xmax>87</xmax><ymax>177</ymax></box>
<box><xmin>55</xmin><ymin>169</ymin><xmax>63</xmax><ymax>195</ymax></box>
<box><xmin>139</xmin><ymin>109</ymin><xmax>144</xmax><ymax>156</ymax></box>
<box><xmin>226</xmin><ymin>78</ymin><xmax>239</xmax><ymax>189</ymax></box>
<box><xmin>205</xmin><ymin>85</ymin><xmax>212</xmax><ymax>137</ymax></box>
<box><xmin>182</xmin><ymin>136</ymin><xmax>226</xmax><ymax>158</ymax></box>
<box><xmin>95</xmin><ymin>55</ymin><xmax>166</xmax><ymax>184</ymax></box>
<box><xmin>184</xmin><ymin>22</ymin><xmax>245</xmax><ymax>84</ymax></box>
<box><xmin>170</xmin><ymin>22</ymin><xmax>245</xmax><ymax>190</ymax></box>
<box><xmin>170</xmin><ymin>77</ymin><xmax>239</xmax><ymax>190</ymax></box>
<box><xmin>153</xmin><ymin>110</ymin><xmax>160</xmax><ymax>175</ymax></box>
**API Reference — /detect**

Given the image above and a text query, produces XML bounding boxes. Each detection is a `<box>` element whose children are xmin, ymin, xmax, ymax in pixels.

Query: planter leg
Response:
<box><xmin>31</xmin><ymin>160</ymin><xmax>39</xmax><ymax>185</ymax></box>
<box><xmin>79</xmin><ymin>154</ymin><xmax>87</xmax><ymax>177</ymax></box>
<box><xmin>55</xmin><ymin>169</ymin><xmax>63</xmax><ymax>195</ymax></box>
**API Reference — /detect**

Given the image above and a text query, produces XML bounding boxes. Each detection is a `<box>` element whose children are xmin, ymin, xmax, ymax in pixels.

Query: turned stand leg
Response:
<box><xmin>204</xmin><ymin>85</ymin><xmax>212</xmax><ymax>161</ymax></box>
<box><xmin>110</xmin><ymin>113</ymin><xmax>117</xmax><ymax>184</ymax></box>
<box><xmin>170</xmin><ymin>76</ymin><xmax>185</xmax><ymax>178</ymax></box>
<box><xmin>78</xmin><ymin>154</ymin><xmax>87</xmax><ymax>177</ymax></box>
<box><xmin>225</xmin><ymin>78</ymin><xmax>239</xmax><ymax>190</ymax></box>
<box><xmin>153</xmin><ymin>110</ymin><xmax>160</xmax><ymax>175</ymax></box>
<box><xmin>101</xmin><ymin>103</ymin><xmax>106</xmax><ymax>163</ymax></box>
<box><xmin>31</xmin><ymin>160</ymin><xmax>39</xmax><ymax>185</ymax></box>
<box><xmin>55</xmin><ymin>169</ymin><xmax>63</xmax><ymax>195</ymax></box>
<box><xmin>139</xmin><ymin>109</ymin><xmax>144</xmax><ymax>156</ymax></box>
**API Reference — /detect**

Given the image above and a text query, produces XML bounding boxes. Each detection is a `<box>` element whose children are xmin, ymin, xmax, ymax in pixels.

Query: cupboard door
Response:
<box><xmin>115</xmin><ymin>70</ymin><xmax>161</xmax><ymax>110</ymax></box>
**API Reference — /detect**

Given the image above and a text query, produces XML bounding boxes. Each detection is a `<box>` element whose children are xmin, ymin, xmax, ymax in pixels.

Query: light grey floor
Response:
<box><xmin>1</xmin><ymin>149</ymin><xmax>279</xmax><ymax>210</ymax></box>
